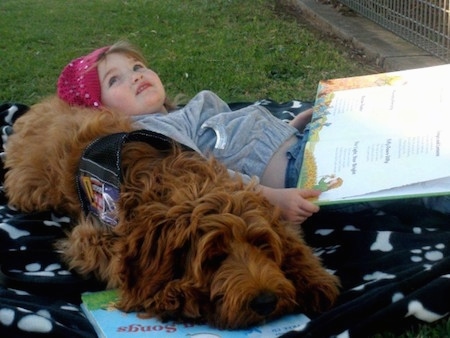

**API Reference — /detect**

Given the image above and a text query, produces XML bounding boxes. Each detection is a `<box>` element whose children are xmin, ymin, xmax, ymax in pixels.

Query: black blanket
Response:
<box><xmin>0</xmin><ymin>101</ymin><xmax>448</xmax><ymax>338</ymax></box>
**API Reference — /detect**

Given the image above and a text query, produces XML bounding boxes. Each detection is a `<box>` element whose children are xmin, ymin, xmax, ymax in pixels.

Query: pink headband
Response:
<box><xmin>57</xmin><ymin>46</ymin><xmax>110</xmax><ymax>108</ymax></box>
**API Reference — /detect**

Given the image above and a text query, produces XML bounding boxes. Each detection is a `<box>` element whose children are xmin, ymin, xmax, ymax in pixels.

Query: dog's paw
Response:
<box><xmin>153</xmin><ymin>285</ymin><xmax>183</xmax><ymax>314</ymax></box>
<box><xmin>299</xmin><ymin>273</ymin><xmax>340</xmax><ymax>313</ymax></box>
<box><xmin>151</xmin><ymin>280</ymin><xmax>203</xmax><ymax>322</ymax></box>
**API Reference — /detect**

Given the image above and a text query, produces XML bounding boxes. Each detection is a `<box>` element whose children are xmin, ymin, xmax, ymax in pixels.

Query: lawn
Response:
<box><xmin>0</xmin><ymin>0</ymin><xmax>448</xmax><ymax>337</ymax></box>
<box><xmin>1</xmin><ymin>0</ymin><xmax>376</xmax><ymax>105</ymax></box>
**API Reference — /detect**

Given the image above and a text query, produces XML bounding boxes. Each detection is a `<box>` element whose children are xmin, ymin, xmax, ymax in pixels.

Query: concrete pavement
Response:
<box><xmin>291</xmin><ymin>0</ymin><xmax>446</xmax><ymax>71</ymax></box>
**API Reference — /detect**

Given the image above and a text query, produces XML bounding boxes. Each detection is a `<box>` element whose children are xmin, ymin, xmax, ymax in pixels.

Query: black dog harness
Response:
<box><xmin>76</xmin><ymin>130</ymin><xmax>178</xmax><ymax>226</ymax></box>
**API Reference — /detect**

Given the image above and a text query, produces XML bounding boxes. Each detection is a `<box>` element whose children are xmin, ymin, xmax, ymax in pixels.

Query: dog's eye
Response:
<box><xmin>208</xmin><ymin>253</ymin><xmax>227</xmax><ymax>266</ymax></box>
<box><xmin>203</xmin><ymin>253</ymin><xmax>227</xmax><ymax>270</ymax></box>
<box><xmin>250</xmin><ymin>238</ymin><xmax>277</xmax><ymax>261</ymax></box>
<box><xmin>259</xmin><ymin>243</ymin><xmax>275</xmax><ymax>255</ymax></box>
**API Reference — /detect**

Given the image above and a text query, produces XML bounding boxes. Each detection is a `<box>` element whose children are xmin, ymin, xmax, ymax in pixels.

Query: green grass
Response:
<box><xmin>0</xmin><ymin>0</ymin><xmax>448</xmax><ymax>337</ymax></box>
<box><xmin>1</xmin><ymin>0</ymin><xmax>375</xmax><ymax>105</ymax></box>
<box><xmin>373</xmin><ymin>318</ymin><xmax>450</xmax><ymax>338</ymax></box>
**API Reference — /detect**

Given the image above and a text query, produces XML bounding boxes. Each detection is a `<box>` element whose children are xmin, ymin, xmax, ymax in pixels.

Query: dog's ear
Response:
<box><xmin>280</xmin><ymin>224</ymin><xmax>340</xmax><ymax>313</ymax></box>
<box><xmin>113</xmin><ymin>208</ymin><xmax>195</xmax><ymax>312</ymax></box>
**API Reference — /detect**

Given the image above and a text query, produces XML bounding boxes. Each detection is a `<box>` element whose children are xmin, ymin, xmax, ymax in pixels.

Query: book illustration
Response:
<box><xmin>316</xmin><ymin>73</ymin><xmax>405</xmax><ymax>98</ymax></box>
<box><xmin>314</xmin><ymin>174</ymin><xmax>344</xmax><ymax>192</ymax></box>
<box><xmin>82</xmin><ymin>289</ymin><xmax>118</xmax><ymax>311</ymax></box>
<box><xmin>298</xmin><ymin>64</ymin><xmax>450</xmax><ymax>204</ymax></box>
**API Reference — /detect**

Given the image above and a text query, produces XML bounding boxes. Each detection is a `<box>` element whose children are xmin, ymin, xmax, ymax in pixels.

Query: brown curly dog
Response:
<box><xmin>4</xmin><ymin>96</ymin><xmax>340</xmax><ymax>329</ymax></box>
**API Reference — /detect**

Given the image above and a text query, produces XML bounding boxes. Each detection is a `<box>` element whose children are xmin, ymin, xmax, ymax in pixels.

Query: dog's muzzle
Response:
<box><xmin>249</xmin><ymin>291</ymin><xmax>278</xmax><ymax>316</ymax></box>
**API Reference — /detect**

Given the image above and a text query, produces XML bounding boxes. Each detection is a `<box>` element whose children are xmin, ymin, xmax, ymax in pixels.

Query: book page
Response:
<box><xmin>340</xmin><ymin>176</ymin><xmax>450</xmax><ymax>203</ymax></box>
<box><xmin>298</xmin><ymin>64</ymin><xmax>450</xmax><ymax>203</ymax></box>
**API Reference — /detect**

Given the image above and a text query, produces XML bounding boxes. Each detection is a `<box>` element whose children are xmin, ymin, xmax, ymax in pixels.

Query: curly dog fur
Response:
<box><xmin>4</xmin><ymin>96</ymin><xmax>340</xmax><ymax>329</ymax></box>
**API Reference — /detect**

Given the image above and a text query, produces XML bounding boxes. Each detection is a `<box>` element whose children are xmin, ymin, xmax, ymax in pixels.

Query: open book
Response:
<box><xmin>81</xmin><ymin>289</ymin><xmax>310</xmax><ymax>338</ymax></box>
<box><xmin>297</xmin><ymin>64</ymin><xmax>450</xmax><ymax>205</ymax></box>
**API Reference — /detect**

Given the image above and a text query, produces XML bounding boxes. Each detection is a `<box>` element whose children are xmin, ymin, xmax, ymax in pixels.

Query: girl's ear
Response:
<box><xmin>164</xmin><ymin>96</ymin><xmax>177</xmax><ymax>111</ymax></box>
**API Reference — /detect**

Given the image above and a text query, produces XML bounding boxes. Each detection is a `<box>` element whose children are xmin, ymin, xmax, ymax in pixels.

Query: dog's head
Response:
<box><xmin>110</xmin><ymin>144</ymin><xmax>300</xmax><ymax>328</ymax></box>
<box><xmin>189</xmin><ymin>193</ymin><xmax>300</xmax><ymax>329</ymax></box>
<box><xmin>4</xmin><ymin>95</ymin><xmax>134</xmax><ymax>217</ymax></box>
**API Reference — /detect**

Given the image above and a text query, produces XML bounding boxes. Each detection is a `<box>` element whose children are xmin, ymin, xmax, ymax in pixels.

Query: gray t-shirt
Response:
<box><xmin>132</xmin><ymin>90</ymin><xmax>298</xmax><ymax>182</ymax></box>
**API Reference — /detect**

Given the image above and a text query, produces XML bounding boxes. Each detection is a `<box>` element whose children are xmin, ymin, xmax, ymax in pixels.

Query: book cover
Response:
<box><xmin>81</xmin><ymin>290</ymin><xmax>310</xmax><ymax>338</ymax></box>
<box><xmin>298</xmin><ymin>64</ymin><xmax>450</xmax><ymax>204</ymax></box>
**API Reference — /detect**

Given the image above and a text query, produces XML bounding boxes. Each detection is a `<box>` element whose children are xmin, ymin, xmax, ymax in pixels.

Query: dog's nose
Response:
<box><xmin>249</xmin><ymin>291</ymin><xmax>278</xmax><ymax>316</ymax></box>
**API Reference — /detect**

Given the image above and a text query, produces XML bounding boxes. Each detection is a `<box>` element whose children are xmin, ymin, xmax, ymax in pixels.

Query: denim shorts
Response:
<box><xmin>285</xmin><ymin>129</ymin><xmax>309</xmax><ymax>188</ymax></box>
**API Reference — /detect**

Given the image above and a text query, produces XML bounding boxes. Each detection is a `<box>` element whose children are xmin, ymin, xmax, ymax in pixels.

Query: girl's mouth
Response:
<box><xmin>136</xmin><ymin>83</ymin><xmax>151</xmax><ymax>95</ymax></box>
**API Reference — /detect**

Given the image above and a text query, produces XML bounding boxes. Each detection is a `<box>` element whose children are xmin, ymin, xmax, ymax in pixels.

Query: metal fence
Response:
<box><xmin>338</xmin><ymin>0</ymin><xmax>450</xmax><ymax>62</ymax></box>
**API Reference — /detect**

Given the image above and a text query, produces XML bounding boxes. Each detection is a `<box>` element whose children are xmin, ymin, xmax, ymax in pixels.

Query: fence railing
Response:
<box><xmin>338</xmin><ymin>0</ymin><xmax>450</xmax><ymax>62</ymax></box>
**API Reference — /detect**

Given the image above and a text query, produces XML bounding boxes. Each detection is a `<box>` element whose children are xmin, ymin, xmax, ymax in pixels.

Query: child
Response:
<box><xmin>56</xmin><ymin>41</ymin><xmax>450</xmax><ymax>223</ymax></box>
<box><xmin>57</xmin><ymin>41</ymin><xmax>321</xmax><ymax>225</ymax></box>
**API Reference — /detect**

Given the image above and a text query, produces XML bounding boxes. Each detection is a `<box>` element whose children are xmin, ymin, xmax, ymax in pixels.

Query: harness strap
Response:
<box><xmin>76</xmin><ymin>129</ymin><xmax>177</xmax><ymax>226</ymax></box>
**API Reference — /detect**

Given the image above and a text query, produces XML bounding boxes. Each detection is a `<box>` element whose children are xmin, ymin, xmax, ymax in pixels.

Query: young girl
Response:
<box><xmin>57</xmin><ymin>41</ymin><xmax>320</xmax><ymax>225</ymax></box>
<box><xmin>56</xmin><ymin>41</ymin><xmax>450</xmax><ymax>223</ymax></box>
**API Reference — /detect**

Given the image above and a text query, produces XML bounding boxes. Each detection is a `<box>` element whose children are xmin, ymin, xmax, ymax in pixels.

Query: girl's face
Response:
<box><xmin>98</xmin><ymin>53</ymin><xmax>167</xmax><ymax>115</ymax></box>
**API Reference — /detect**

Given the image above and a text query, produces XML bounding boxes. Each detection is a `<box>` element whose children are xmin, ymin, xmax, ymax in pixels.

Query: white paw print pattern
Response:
<box><xmin>10</xmin><ymin>261</ymin><xmax>72</xmax><ymax>278</ymax></box>
<box><xmin>16</xmin><ymin>309</ymin><xmax>53</xmax><ymax>333</ymax></box>
<box><xmin>410</xmin><ymin>243</ymin><xmax>445</xmax><ymax>264</ymax></box>
<box><xmin>0</xmin><ymin>289</ymin><xmax>81</xmax><ymax>335</ymax></box>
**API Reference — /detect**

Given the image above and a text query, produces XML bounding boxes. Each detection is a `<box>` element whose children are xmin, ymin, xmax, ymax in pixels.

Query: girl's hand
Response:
<box><xmin>259</xmin><ymin>186</ymin><xmax>320</xmax><ymax>225</ymax></box>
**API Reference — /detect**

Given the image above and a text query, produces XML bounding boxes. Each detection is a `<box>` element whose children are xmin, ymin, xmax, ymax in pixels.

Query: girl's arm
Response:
<box><xmin>289</xmin><ymin>108</ymin><xmax>313</xmax><ymax>132</ymax></box>
<box><xmin>258</xmin><ymin>185</ymin><xmax>321</xmax><ymax>225</ymax></box>
<box><xmin>227</xmin><ymin>169</ymin><xmax>320</xmax><ymax>225</ymax></box>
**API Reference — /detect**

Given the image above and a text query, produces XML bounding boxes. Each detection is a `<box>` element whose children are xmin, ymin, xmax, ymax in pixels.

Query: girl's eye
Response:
<box><xmin>133</xmin><ymin>63</ymin><xmax>144</xmax><ymax>71</ymax></box>
<box><xmin>108</xmin><ymin>76</ymin><xmax>118</xmax><ymax>87</ymax></box>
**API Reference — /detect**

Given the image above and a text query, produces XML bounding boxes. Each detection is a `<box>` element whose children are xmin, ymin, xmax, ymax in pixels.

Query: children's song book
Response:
<box><xmin>298</xmin><ymin>64</ymin><xmax>450</xmax><ymax>204</ymax></box>
<box><xmin>81</xmin><ymin>290</ymin><xmax>310</xmax><ymax>338</ymax></box>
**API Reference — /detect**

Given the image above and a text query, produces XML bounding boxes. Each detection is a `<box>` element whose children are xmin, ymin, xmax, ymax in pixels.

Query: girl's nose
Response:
<box><xmin>132</xmin><ymin>72</ymin><xmax>143</xmax><ymax>83</ymax></box>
